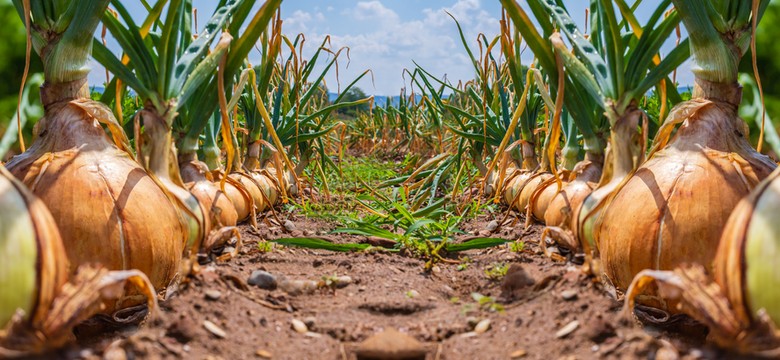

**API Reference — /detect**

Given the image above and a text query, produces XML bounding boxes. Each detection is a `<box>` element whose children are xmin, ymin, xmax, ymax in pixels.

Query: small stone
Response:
<box><xmin>474</xmin><ymin>319</ymin><xmax>491</xmax><ymax>334</ymax></box>
<box><xmin>358</xmin><ymin>286</ymin><xmax>367</xmax><ymax>292</ymax></box>
<box><xmin>203</xmin><ymin>320</ymin><xmax>227</xmax><ymax>339</ymax></box>
<box><xmin>406</xmin><ymin>290</ymin><xmax>420</xmax><ymax>298</ymax></box>
<box><xmin>255</xmin><ymin>349</ymin><xmax>273</xmax><ymax>358</ymax></box>
<box><xmin>303</xmin><ymin>230</ymin><xmax>315</xmax><ymax>236</ymax></box>
<box><xmin>510</xmin><ymin>349</ymin><xmax>527</xmax><ymax>358</ymax></box>
<box><xmin>486</xmin><ymin>220</ymin><xmax>500</xmax><ymax>232</ymax></box>
<box><xmin>334</xmin><ymin>276</ymin><xmax>352</xmax><ymax>288</ymax></box>
<box><xmin>290</xmin><ymin>230</ymin><xmax>303</xmax><ymax>237</ymax></box>
<box><xmin>205</xmin><ymin>289</ymin><xmax>222</xmax><ymax>301</ymax></box>
<box><xmin>303</xmin><ymin>317</ymin><xmax>316</xmax><ymax>329</ymax></box>
<box><xmin>248</xmin><ymin>270</ymin><xmax>277</xmax><ymax>290</ymax></box>
<box><xmin>279</xmin><ymin>278</ymin><xmax>318</xmax><ymax>295</ymax></box>
<box><xmin>560</xmin><ymin>290</ymin><xmax>578</xmax><ymax>301</ymax></box>
<box><xmin>355</xmin><ymin>329</ymin><xmax>427</xmax><ymax>359</ymax></box>
<box><xmin>222</xmin><ymin>246</ymin><xmax>235</xmax><ymax>254</ymax></box>
<box><xmin>431</xmin><ymin>265</ymin><xmax>441</xmax><ymax>274</ymax></box>
<box><xmin>291</xmin><ymin>319</ymin><xmax>308</xmax><ymax>333</ymax></box>
<box><xmin>283</xmin><ymin>220</ymin><xmax>296</xmax><ymax>232</ymax></box>
<box><xmin>547</xmin><ymin>246</ymin><xmax>561</xmax><ymax>254</ymax></box>
<box><xmin>555</xmin><ymin>320</ymin><xmax>579</xmax><ymax>339</ymax></box>
<box><xmin>478</xmin><ymin>230</ymin><xmax>492</xmax><ymax>237</ymax></box>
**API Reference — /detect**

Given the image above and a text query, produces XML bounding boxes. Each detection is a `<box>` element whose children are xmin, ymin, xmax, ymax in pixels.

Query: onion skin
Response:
<box><xmin>5</xmin><ymin>100</ymin><xmax>183</xmax><ymax>310</ymax></box>
<box><xmin>716</xmin><ymin>169</ymin><xmax>780</xmax><ymax>327</ymax></box>
<box><xmin>180</xmin><ymin>160</ymin><xmax>238</xmax><ymax>228</ymax></box>
<box><xmin>516</xmin><ymin>173</ymin><xmax>552</xmax><ymax>213</ymax></box>
<box><xmin>222</xmin><ymin>176</ymin><xmax>253</xmax><ymax>221</ymax></box>
<box><xmin>530</xmin><ymin>174</ymin><xmax>566</xmax><ymax>221</ymax></box>
<box><xmin>502</xmin><ymin>171</ymin><xmax>532</xmax><ymax>208</ymax></box>
<box><xmin>544</xmin><ymin>159</ymin><xmax>602</xmax><ymax>232</ymax></box>
<box><xmin>0</xmin><ymin>168</ymin><xmax>67</xmax><ymax>329</ymax></box>
<box><xmin>598</xmin><ymin>83</ymin><xmax>776</xmax><ymax>299</ymax></box>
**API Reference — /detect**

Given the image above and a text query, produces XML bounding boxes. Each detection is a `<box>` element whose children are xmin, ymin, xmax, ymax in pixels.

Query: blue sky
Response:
<box><xmin>89</xmin><ymin>0</ymin><xmax>693</xmax><ymax>96</ymax></box>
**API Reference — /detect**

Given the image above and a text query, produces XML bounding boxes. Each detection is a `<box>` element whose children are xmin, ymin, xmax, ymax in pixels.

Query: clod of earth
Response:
<box><xmin>354</xmin><ymin>328</ymin><xmax>427</xmax><ymax>360</ymax></box>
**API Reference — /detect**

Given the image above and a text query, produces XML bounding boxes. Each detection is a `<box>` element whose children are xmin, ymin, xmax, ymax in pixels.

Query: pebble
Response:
<box><xmin>474</xmin><ymin>319</ymin><xmax>491</xmax><ymax>334</ymax></box>
<box><xmin>303</xmin><ymin>230</ymin><xmax>315</xmax><ymax>236</ymax></box>
<box><xmin>478</xmin><ymin>230</ymin><xmax>492</xmax><ymax>237</ymax></box>
<box><xmin>555</xmin><ymin>320</ymin><xmax>579</xmax><ymax>338</ymax></box>
<box><xmin>248</xmin><ymin>270</ymin><xmax>277</xmax><ymax>290</ymax></box>
<box><xmin>303</xmin><ymin>317</ymin><xmax>317</xmax><ymax>329</ymax></box>
<box><xmin>279</xmin><ymin>278</ymin><xmax>318</xmax><ymax>295</ymax></box>
<box><xmin>355</xmin><ymin>329</ymin><xmax>427</xmax><ymax>360</ymax></box>
<box><xmin>291</xmin><ymin>319</ymin><xmax>308</xmax><ymax>333</ymax></box>
<box><xmin>203</xmin><ymin>320</ymin><xmax>227</xmax><ymax>339</ymax></box>
<box><xmin>510</xmin><ymin>349</ymin><xmax>527</xmax><ymax>358</ymax></box>
<box><xmin>560</xmin><ymin>290</ymin><xmax>578</xmax><ymax>301</ymax></box>
<box><xmin>406</xmin><ymin>289</ymin><xmax>420</xmax><ymax>298</ymax></box>
<box><xmin>486</xmin><ymin>220</ymin><xmax>500</xmax><ymax>232</ymax></box>
<box><xmin>334</xmin><ymin>275</ymin><xmax>352</xmax><ymax>288</ymax></box>
<box><xmin>205</xmin><ymin>290</ymin><xmax>222</xmax><ymax>301</ymax></box>
<box><xmin>255</xmin><ymin>349</ymin><xmax>273</xmax><ymax>358</ymax></box>
<box><xmin>222</xmin><ymin>246</ymin><xmax>235</xmax><ymax>254</ymax></box>
<box><xmin>283</xmin><ymin>220</ymin><xmax>297</xmax><ymax>232</ymax></box>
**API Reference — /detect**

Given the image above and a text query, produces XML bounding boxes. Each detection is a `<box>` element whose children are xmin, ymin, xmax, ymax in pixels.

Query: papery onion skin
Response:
<box><xmin>716</xmin><ymin>170</ymin><xmax>780</xmax><ymax>327</ymax></box>
<box><xmin>544</xmin><ymin>159</ymin><xmax>602</xmax><ymax>232</ymax></box>
<box><xmin>180</xmin><ymin>160</ymin><xmax>238</xmax><ymax>228</ymax></box>
<box><xmin>5</xmin><ymin>100</ymin><xmax>183</xmax><ymax>310</ymax></box>
<box><xmin>528</xmin><ymin>174</ymin><xmax>560</xmax><ymax>221</ymax></box>
<box><xmin>0</xmin><ymin>169</ymin><xmax>67</xmax><ymax>329</ymax></box>
<box><xmin>502</xmin><ymin>171</ymin><xmax>532</xmax><ymax>208</ymax></box>
<box><xmin>598</xmin><ymin>83</ymin><xmax>776</xmax><ymax>298</ymax></box>
<box><xmin>516</xmin><ymin>173</ymin><xmax>551</xmax><ymax>212</ymax></box>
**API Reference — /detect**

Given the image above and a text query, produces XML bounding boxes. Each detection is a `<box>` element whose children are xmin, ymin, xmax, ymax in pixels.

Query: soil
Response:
<box><xmin>25</xmin><ymin>213</ymin><xmax>744</xmax><ymax>360</ymax></box>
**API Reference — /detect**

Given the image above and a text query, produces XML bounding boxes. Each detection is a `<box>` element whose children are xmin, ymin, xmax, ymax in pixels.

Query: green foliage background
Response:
<box><xmin>0</xmin><ymin>0</ymin><xmax>43</xmax><ymax>155</ymax></box>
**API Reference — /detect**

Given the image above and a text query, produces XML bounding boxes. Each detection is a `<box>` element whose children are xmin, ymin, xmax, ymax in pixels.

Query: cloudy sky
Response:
<box><xmin>90</xmin><ymin>0</ymin><xmax>692</xmax><ymax>96</ymax></box>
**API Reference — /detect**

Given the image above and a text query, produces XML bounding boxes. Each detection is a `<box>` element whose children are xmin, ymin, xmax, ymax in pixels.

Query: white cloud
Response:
<box><xmin>276</xmin><ymin>0</ymin><xmax>502</xmax><ymax>95</ymax></box>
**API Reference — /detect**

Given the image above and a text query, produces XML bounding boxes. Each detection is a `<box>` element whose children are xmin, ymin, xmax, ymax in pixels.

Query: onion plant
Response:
<box><xmin>5</xmin><ymin>0</ymin><xmax>184</xmax><ymax>313</ymax></box>
<box><xmin>598</xmin><ymin>0</ymin><xmax>777</xmax><ymax>305</ymax></box>
<box><xmin>94</xmin><ymin>0</ymin><xmax>282</xmax><ymax>265</ymax></box>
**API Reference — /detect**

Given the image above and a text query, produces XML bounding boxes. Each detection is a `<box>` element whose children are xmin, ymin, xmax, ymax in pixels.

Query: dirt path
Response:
<box><xmin>25</xmin><ymin>212</ymin><xmax>748</xmax><ymax>360</ymax></box>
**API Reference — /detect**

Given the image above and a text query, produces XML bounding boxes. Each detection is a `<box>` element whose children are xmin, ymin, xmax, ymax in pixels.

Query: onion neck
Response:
<box><xmin>243</xmin><ymin>141</ymin><xmax>261</xmax><ymax>171</ymax></box>
<box><xmin>521</xmin><ymin>140</ymin><xmax>539</xmax><ymax>170</ymax></box>
<box><xmin>141</xmin><ymin>109</ymin><xmax>183</xmax><ymax>186</ymax></box>
<box><xmin>607</xmin><ymin>105</ymin><xmax>643</xmax><ymax>180</ymax></box>
<box><xmin>692</xmin><ymin>77</ymin><xmax>742</xmax><ymax>106</ymax></box>
<box><xmin>40</xmin><ymin>78</ymin><xmax>90</xmax><ymax>108</ymax></box>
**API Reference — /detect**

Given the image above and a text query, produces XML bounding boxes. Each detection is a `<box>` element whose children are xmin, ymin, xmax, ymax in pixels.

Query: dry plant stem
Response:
<box><xmin>625</xmin><ymin>266</ymin><xmax>780</xmax><ymax>355</ymax></box>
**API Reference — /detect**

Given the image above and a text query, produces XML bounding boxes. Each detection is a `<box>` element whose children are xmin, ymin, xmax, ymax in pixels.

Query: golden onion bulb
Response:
<box><xmin>514</xmin><ymin>173</ymin><xmax>552</xmax><ymax>213</ymax></box>
<box><xmin>180</xmin><ymin>160</ymin><xmax>238</xmax><ymax>228</ymax></box>
<box><xmin>1</xmin><ymin>167</ymin><xmax>158</xmax><ymax>353</ymax></box>
<box><xmin>597</xmin><ymin>84</ymin><xmax>776</xmax><ymax>298</ymax></box>
<box><xmin>0</xmin><ymin>167</ymin><xmax>67</xmax><ymax>329</ymax></box>
<box><xmin>544</xmin><ymin>159</ymin><xmax>602</xmax><ymax>232</ymax></box>
<box><xmin>715</xmin><ymin>169</ymin><xmax>780</xmax><ymax>328</ymax></box>
<box><xmin>529</xmin><ymin>173</ymin><xmax>566</xmax><ymax>221</ymax></box>
<box><xmin>230</xmin><ymin>172</ymin><xmax>268</xmax><ymax>213</ymax></box>
<box><xmin>502</xmin><ymin>171</ymin><xmax>532</xmax><ymax>208</ymax></box>
<box><xmin>5</xmin><ymin>99</ymin><xmax>183</xmax><ymax>311</ymax></box>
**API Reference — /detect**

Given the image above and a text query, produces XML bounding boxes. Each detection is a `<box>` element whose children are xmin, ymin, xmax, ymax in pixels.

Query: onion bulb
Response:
<box><xmin>0</xmin><ymin>167</ymin><xmax>157</xmax><ymax>354</ymax></box>
<box><xmin>715</xmin><ymin>168</ymin><xmax>780</xmax><ymax>333</ymax></box>
<box><xmin>5</xmin><ymin>90</ymin><xmax>183</xmax><ymax>310</ymax></box>
<box><xmin>597</xmin><ymin>81</ymin><xmax>776</xmax><ymax>299</ymax></box>
<box><xmin>544</xmin><ymin>158</ymin><xmax>602</xmax><ymax>232</ymax></box>
<box><xmin>180</xmin><ymin>159</ymin><xmax>238</xmax><ymax>228</ymax></box>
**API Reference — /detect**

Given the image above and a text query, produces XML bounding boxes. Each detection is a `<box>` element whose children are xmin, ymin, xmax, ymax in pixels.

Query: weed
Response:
<box><xmin>484</xmin><ymin>262</ymin><xmax>509</xmax><ymax>280</ymax></box>
<box><xmin>509</xmin><ymin>241</ymin><xmax>525</xmax><ymax>253</ymax></box>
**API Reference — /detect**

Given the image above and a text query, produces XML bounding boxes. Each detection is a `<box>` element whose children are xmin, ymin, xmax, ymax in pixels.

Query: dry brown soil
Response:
<box><xmin>25</xmin><ymin>213</ymin><xmax>749</xmax><ymax>360</ymax></box>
